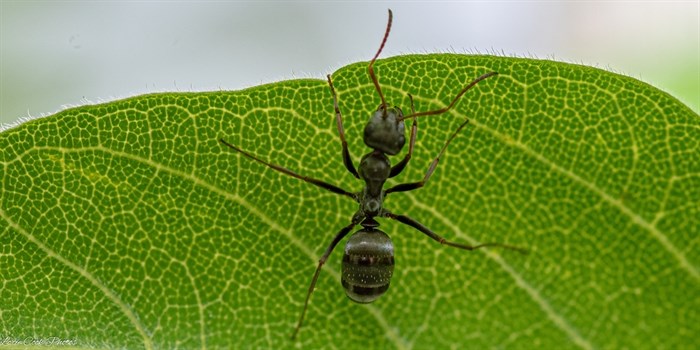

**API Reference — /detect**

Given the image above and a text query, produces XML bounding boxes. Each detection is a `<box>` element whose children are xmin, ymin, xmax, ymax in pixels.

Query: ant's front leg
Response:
<box><xmin>327</xmin><ymin>74</ymin><xmax>360</xmax><ymax>179</ymax></box>
<box><xmin>385</xmin><ymin>118</ymin><xmax>469</xmax><ymax>194</ymax></box>
<box><xmin>389</xmin><ymin>94</ymin><xmax>418</xmax><ymax>178</ymax></box>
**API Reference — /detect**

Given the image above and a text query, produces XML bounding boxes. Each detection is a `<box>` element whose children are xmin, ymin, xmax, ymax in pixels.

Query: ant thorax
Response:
<box><xmin>358</xmin><ymin>151</ymin><xmax>390</xmax><ymax>216</ymax></box>
<box><xmin>363</xmin><ymin>106</ymin><xmax>406</xmax><ymax>155</ymax></box>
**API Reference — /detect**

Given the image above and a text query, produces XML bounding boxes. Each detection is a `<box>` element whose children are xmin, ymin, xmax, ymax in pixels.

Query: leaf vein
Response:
<box><xmin>0</xmin><ymin>207</ymin><xmax>154</xmax><ymax>350</ymax></box>
<box><xmin>471</xmin><ymin>121</ymin><xmax>699</xmax><ymax>282</ymax></box>
<box><xmin>408</xmin><ymin>196</ymin><xmax>595</xmax><ymax>350</ymax></box>
<box><xmin>33</xmin><ymin>144</ymin><xmax>409</xmax><ymax>349</ymax></box>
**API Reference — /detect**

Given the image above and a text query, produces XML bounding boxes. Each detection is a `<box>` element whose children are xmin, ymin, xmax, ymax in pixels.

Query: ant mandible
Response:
<box><xmin>219</xmin><ymin>9</ymin><xmax>526</xmax><ymax>340</ymax></box>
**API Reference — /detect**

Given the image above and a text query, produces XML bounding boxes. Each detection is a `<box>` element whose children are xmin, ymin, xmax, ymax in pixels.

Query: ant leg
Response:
<box><xmin>291</xmin><ymin>218</ymin><xmax>361</xmax><ymax>340</ymax></box>
<box><xmin>389</xmin><ymin>94</ymin><xmax>418</xmax><ymax>178</ymax></box>
<box><xmin>327</xmin><ymin>74</ymin><xmax>360</xmax><ymax>179</ymax></box>
<box><xmin>220</xmin><ymin>139</ymin><xmax>357</xmax><ymax>201</ymax></box>
<box><xmin>385</xmin><ymin>118</ymin><xmax>469</xmax><ymax>195</ymax></box>
<box><xmin>400</xmin><ymin>72</ymin><xmax>498</xmax><ymax>121</ymax></box>
<box><xmin>383</xmin><ymin>211</ymin><xmax>527</xmax><ymax>254</ymax></box>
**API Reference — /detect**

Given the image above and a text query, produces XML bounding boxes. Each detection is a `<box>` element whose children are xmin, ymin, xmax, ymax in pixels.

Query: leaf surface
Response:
<box><xmin>1</xmin><ymin>55</ymin><xmax>698</xmax><ymax>349</ymax></box>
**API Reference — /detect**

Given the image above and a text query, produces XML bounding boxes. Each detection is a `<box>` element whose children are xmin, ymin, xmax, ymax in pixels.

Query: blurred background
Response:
<box><xmin>1</xmin><ymin>1</ymin><xmax>698</xmax><ymax>127</ymax></box>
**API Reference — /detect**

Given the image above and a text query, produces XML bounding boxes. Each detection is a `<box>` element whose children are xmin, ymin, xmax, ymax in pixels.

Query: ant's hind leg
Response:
<box><xmin>389</xmin><ymin>94</ymin><xmax>418</xmax><ymax>178</ymax></box>
<box><xmin>291</xmin><ymin>218</ymin><xmax>360</xmax><ymax>340</ymax></box>
<box><xmin>383</xmin><ymin>211</ymin><xmax>527</xmax><ymax>254</ymax></box>
<box><xmin>327</xmin><ymin>74</ymin><xmax>360</xmax><ymax>179</ymax></box>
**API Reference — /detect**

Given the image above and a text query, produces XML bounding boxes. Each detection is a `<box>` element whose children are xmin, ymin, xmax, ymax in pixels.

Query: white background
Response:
<box><xmin>1</xmin><ymin>1</ymin><xmax>698</xmax><ymax>127</ymax></box>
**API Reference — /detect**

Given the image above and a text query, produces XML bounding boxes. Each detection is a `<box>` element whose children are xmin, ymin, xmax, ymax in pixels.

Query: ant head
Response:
<box><xmin>363</xmin><ymin>9</ymin><xmax>405</xmax><ymax>155</ymax></box>
<box><xmin>364</xmin><ymin>105</ymin><xmax>405</xmax><ymax>155</ymax></box>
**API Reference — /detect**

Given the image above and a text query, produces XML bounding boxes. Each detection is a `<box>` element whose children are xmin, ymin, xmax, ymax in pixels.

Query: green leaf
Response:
<box><xmin>1</xmin><ymin>55</ymin><xmax>698</xmax><ymax>349</ymax></box>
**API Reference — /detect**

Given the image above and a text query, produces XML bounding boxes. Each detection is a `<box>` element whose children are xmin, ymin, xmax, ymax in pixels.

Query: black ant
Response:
<box><xmin>219</xmin><ymin>9</ymin><xmax>526</xmax><ymax>340</ymax></box>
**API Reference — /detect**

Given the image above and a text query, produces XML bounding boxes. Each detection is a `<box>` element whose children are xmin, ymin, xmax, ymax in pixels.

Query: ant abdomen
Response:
<box><xmin>341</xmin><ymin>228</ymin><xmax>395</xmax><ymax>303</ymax></box>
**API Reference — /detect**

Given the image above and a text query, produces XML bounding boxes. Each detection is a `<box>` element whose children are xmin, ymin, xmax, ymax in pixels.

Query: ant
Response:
<box><xmin>219</xmin><ymin>9</ymin><xmax>526</xmax><ymax>340</ymax></box>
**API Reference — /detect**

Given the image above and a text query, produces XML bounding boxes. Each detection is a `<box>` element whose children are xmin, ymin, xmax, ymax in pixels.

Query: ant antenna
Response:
<box><xmin>368</xmin><ymin>9</ymin><xmax>393</xmax><ymax>110</ymax></box>
<box><xmin>399</xmin><ymin>71</ymin><xmax>498</xmax><ymax>121</ymax></box>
